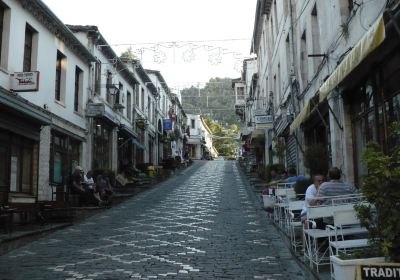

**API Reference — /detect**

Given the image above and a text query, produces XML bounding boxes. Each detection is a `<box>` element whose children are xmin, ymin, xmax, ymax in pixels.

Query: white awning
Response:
<box><xmin>319</xmin><ymin>15</ymin><xmax>385</xmax><ymax>101</ymax></box>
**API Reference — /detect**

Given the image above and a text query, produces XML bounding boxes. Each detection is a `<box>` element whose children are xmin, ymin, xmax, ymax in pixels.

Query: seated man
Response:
<box><xmin>95</xmin><ymin>173</ymin><xmax>113</xmax><ymax>205</ymax></box>
<box><xmin>316</xmin><ymin>167</ymin><xmax>357</xmax><ymax>227</ymax></box>
<box><xmin>301</xmin><ymin>174</ymin><xmax>324</xmax><ymax>226</ymax></box>
<box><xmin>317</xmin><ymin>167</ymin><xmax>357</xmax><ymax>204</ymax></box>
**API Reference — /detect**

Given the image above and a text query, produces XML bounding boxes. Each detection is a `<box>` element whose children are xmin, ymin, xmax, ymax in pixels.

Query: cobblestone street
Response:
<box><xmin>0</xmin><ymin>161</ymin><xmax>308</xmax><ymax>279</ymax></box>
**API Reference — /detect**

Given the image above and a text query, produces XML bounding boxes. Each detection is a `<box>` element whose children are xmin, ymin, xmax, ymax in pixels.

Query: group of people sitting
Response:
<box><xmin>264</xmin><ymin>166</ymin><xmax>357</xmax><ymax>229</ymax></box>
<box><xmin>300</xmin><ymin>167</ymin><xmax>357</xmax><ymax>228</ymax></box>
<box><xmin>70</xmin><ymin>166</ymin><xmax>114</xmax><ymax>207</ymax></box>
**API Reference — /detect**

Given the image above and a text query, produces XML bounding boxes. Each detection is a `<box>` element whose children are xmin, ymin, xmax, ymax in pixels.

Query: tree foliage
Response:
<box><xmin>355</xmin><ymin>122</ymin><xmax>400</xmax><ymax>261</ymax></box>
<box><xmin>181</xmin><ymin>78</ymin><xmax>237</xmax><ymax>125</ymax></box>
<box><xmin>204</xmin><ymin>117</ymin><xmax>239</xmax><ymax>156</ymax></box>
<box><xmin>120</xmin><ymin>47</ymin><xmax>136</xmax><ymax>61</ymax></box>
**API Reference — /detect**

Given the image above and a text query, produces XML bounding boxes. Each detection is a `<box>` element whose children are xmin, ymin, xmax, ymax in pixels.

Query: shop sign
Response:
<box><xmin>255</xmin><ymin>115</ymin><xmax>273</xmax><ymax>124</ymax></box>
<box><xmin>136</xmin><ymin>120</ymin><xmax>146</xmax><ymax>129</ymax></box>
<box><xmin>163</xmin><ymin>119</ymin><xmax>173</xmax><ymax>130</ymax></box>
<box><xmin>356</xmin><ymin>263</ymin><xmax>400</xmax><ymax>279</ymax></box>
<box><xmin>11</xmin><ymin>71</ymin><xmax>40</xmax><ymax>92</ymax></box>
<box><xmin>86</xmin><ymin>103</ymin><xmax>105</xmax><ymax>117</ymax></box>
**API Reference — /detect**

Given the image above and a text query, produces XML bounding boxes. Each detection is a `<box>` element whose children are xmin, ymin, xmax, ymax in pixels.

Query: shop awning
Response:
<box><xmin>319</xmin><ymin>15</ymin><xmax>386</xmax><ymax>102</ymax></box>
<box><xmin>119</xmin><ymin>124</ymin><xmax>138</xmax><ymax>138</ymax></box>
<box><xmin>132</xmin><ymin>138</ymin><xmax>146</xmax><ymax>150</ymax></box>
<box><xmin>289</xmin><ymin>99</ymin><xmax>311</xmax><ymax>134</ymax></box>
<box><xmin>250</xmin><ymin>128</ymin><xmax>265</xmax><ymax>144</ymax></box>
<box><xmin>0</xmin><ymin>88</ymin><xmax>51</xmax><ymax>125</ymax></box>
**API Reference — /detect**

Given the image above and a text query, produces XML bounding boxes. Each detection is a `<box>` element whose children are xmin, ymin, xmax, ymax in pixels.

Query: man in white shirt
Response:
<box><xmin>301</xmin><ymin>174</ymin><xmax>324</xmax><ymax>223</ymax></box>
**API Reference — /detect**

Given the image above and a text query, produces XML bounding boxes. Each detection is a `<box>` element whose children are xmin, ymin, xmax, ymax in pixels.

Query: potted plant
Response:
<box><xmin>331</xmin><ymin>123</ymin><xmax>400</xmax><ymax>279</ymax></box>
<box><xmin>355</xmin><ymin>140</ymin><xmax>400</xmax><ymax>262</ymax></box>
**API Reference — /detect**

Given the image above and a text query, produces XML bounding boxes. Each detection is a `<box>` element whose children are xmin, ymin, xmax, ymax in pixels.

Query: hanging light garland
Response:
<box><xmin>98</xmin><ymin>38</ymin><xmax>254</xmax><ymax>71</ymax></box>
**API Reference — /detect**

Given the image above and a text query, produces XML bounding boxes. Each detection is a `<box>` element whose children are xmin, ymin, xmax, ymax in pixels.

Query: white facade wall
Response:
<box><xmin>2</xmin><ymin>1</ymin><xmax>90</xmax><ymax>129</ymax></box>
<box><xmin>186</xmin><ymin>114</ymin><xmax>203</xmax><ymax>159</ymax></box>
<box><xmin>0</xmin><ymin>1</ymin><xmax>95</xmax><ymax>202</ymax></box>
<box><xmin>291</xmin><ymin>0</ymin><xmax>386</xmax><ymax>180</ymax></box>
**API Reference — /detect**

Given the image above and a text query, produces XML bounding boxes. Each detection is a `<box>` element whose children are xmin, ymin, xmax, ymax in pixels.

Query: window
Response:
<box><xmin>300</xmin><ymin>31</ymin><xmax>308</xmax><ymax>89</ymax></box>
<box><xmin>55</xmin><ymin>51</ymin><xmax>66</xmax><ymax>102</ymax></box>
<box><xmin>273</xmin><ymin>74</ymin><xmax>277</xmax><ymax>109</ymax></box>
<box><xmin>116</xmin><ymin>82</ymin><xmax>122</xmax><ymax>105</ymax></box>
<box><xmin>339</xmin><ymin>0</ymin><xmax>354</xmax><ymax>22</ymax></box>
<box><xmin>0</xmin><ymin>5</ymin><xmax>4</xmax><ymax>63</ymax></box>
<box><xmin>74</xmin><ymin>66</ymin><xmax>83</xmax><ymax>112</ymax></box>
<box><xmin>0</xmin><ymin>2</ymin><xmax>10</xmax><ymax>68</ymax></box>
<box><xmin>311</xmin><ymin>4</ymin><xmax>321</xmax><ymax>72</ymax></box>
<box><xmin>135</xmin><ymin>84</ymin><xmax>139</xmax><ymax>106</ymax></box>
<box><xmin>283</xmin><ymin>0</ymin><xmax>289</xmax><ymax>17</ymax></box>
<box><xmin>273</xmin><ymin>0</ymin><xmax>278</xmax><ymax>35</ymax></box>
<box><xmin>106</xmin><ymin>71</ymin><xmax>112</xmax><ymax>103</ymax></box>
<box><xmin>94</xmin><ymin>61</ymin><xmax>101</xmax><ymax>95</ymax></box>
<box><xmin>127</xmin><ymin>91</ymin><xmax>132</xmax><ymax>120</ymax></box>
<box><xmin>50</xmin><ymin>132</ymin><xmax>80</xmax><ymax>185</ymax></box>
<box><xmin>277</xmin><ymin>64</ymin><xmax>281</xmax><ymax>102</ymax></box>
<box><xmin>0</xmin><ymin>129</ymin><xmax>38</xmax><ymax>194</ymax></box>
<box><xmin>237</xmin><ymin>86</ymin><xmax>245</xmax><ymax>100</ymax></box>
<box><xmin>148</xmin><ymin>96</ymin><xmax>151</xmax><ymax>120</ymax></box>
<box><xmin>191</xmin><ymin>119</ymin><xmax>195</xmax><ymax>129</ymax></box>
<box><xmin>23</xmin><ymin>24</ymin><xmax>35</xmax><ymax>72</ymax></box>
<box><xmin>92</xmin><ymin>120</ymin><xmax>111</xmax><ymax>169</ymax></box>
<box><xmin>141</xmin><ymin>87</ymin><xmax>145</xmax><ymax>110</ymax></box>
<box><xmin>285</xmin><ymin>35</ymin><xmax>291</xmax><ymax>78</ymax></box>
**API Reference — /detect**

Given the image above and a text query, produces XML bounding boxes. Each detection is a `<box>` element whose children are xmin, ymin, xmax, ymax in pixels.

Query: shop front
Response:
<box><xmin>0</xmin><ymin>91</ymin><xmax>51</xmax><ymax>204</ymax></box>
<box><xmin>117</xmin><ymin>124</ymin><xmax>137</xmax><ymax>173</ymax></box>
<box><xmin>346</xmin><ymin>49</ymin><xmax>400</xmax><ymax>185</ymax></box>
<box><xmin>49</xmin><ymin>130</ymin><xmax>82</xmax><ymax>189</ymax></box>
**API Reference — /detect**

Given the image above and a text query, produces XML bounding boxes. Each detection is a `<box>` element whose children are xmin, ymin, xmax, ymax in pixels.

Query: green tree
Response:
<box><xmin>204</xmin><ymin>117</ymin><xmax>239</xmax><ymax>156</ymax></box>
<box><xmin>120</xmin><ymin>47</ymin><xmax>136</xmax><ymax>61</ymax></box>
<box><xmin>181</xmin><ymin>78</ymin><xmax>237</xmax><ymax>125</ymax></box>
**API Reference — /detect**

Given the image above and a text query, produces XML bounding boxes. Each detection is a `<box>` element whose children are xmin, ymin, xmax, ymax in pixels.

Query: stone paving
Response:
<box><xmin>0</xmin><ymin>161</ymin><xmax>309</xmax><ymax>279</ymax></box>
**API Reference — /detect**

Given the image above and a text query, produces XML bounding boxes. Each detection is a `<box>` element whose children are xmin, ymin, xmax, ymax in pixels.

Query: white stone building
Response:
<box><xmin>186</xmin><ymin>114</ymin><xmax>215</xmax><ymax>160</ymax></box>
<box><xmin>244</xmin><ymin>0</ymin><xmax>400</xmax><ymax>185</ymax></box>
<box><xmin>0</xmin><ymin>0</ymin><xmax>96</xmax><ymax>204</ymax></box>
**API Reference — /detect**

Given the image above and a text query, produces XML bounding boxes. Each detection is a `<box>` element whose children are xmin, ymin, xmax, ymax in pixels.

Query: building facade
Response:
<box><xmin>0</xmin><ymin>0</ymin><xmax>186</xmax><ymax>207</ymax></box>
<box><xmin>241</xmin><ymin>0</ymin><xmax>400</xmax><ymax>185</ymax></box>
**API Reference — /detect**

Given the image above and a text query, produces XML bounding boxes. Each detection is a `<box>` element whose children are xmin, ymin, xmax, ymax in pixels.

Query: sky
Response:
<box><xmin>42</xmin><ymin>0</ymin><xmax>257</xmax><ymax>89</ymax></box>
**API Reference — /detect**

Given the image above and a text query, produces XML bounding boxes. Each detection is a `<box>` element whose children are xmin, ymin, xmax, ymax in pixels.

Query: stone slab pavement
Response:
<box><xmin>0</xmin><ymin>161</ymin><xmax>312</xmax><ymax>279</ymax></box>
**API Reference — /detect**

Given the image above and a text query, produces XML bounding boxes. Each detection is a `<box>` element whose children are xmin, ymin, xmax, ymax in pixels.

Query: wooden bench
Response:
<box><xmin>40</xmin><ymin>201</ymin><xmax>74</xmax><ymax>223</ymax></box>
<box><xmin>8</xmin><ymin>203</ymin><xmax>43</xmax><ymax>225</ymax></box>
<box><xmin>0</xmin><ymin>206</ymin><xmax>16</xmax><ymax>234</ymax></box>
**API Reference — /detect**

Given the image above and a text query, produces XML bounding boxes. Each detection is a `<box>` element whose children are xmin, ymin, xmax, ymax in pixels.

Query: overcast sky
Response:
<box><xmin>42</xmin><ymin>0</ymin><xmax>257</xmax><ymax>88</ymax></box>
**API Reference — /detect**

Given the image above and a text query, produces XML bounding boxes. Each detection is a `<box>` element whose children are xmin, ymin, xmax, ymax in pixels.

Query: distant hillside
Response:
<box><xmin>181</xmin><ymin>78</ymin><xmax>237</xmax><ymax>126</ymax></box>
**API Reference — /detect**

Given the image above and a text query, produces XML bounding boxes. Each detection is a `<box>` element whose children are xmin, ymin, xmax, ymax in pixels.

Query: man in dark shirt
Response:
<box><xmin>317</xmin><ymin>167</ymin><xmax>357</xmax><ymax>204</ymax></box>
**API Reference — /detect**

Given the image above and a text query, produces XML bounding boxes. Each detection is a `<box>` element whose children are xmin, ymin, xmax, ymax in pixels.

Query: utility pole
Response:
<box><xmin>198</xmin><ymin>83</ymin><xmax>200</xmax><ymax>97</ymax></box>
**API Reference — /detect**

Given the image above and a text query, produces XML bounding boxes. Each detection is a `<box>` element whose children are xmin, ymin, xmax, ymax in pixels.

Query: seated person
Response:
<box><xmin>317</xmin><ymin>167</ymin><xmax>357</xmax><ymax>205</ymax></box>
<box><xmin>84</xmin><ymin>170</ymin><xmax>101</xmax><ymax>202</ymax></box>
<box><xmin>300</xmin><ymin>174</ymin><xmax>325</xmax><ymax>227</ymax></box>
<box><xmin>285</xmin><ymin>167</ymin><xmax>306</xmax><ymax>184</ymax></box>
<box><xmin>70</xmin><ymin>166</ymin><xmax>101</xmax><ymax>206</ymax></box>
<box><xmin>83</xmin><ymin>170</ymin><xmax>95</xmax><ymax>191</ymax></box>
<box><xmin>315</xmin><ymin>167</ymin><xmax>357</xmax><ymax>227</ymax></box>
<box><xmin>95</xmin><ymin>173</ymin><xmax>113</xmax><ymax>205</ymax></box>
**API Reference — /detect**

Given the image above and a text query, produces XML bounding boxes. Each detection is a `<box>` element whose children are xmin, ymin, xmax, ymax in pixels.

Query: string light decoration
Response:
<box><xmin>97</xmin><ymin>38</ymin><xmax>254</xmax><ymax>72</ymax></box>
